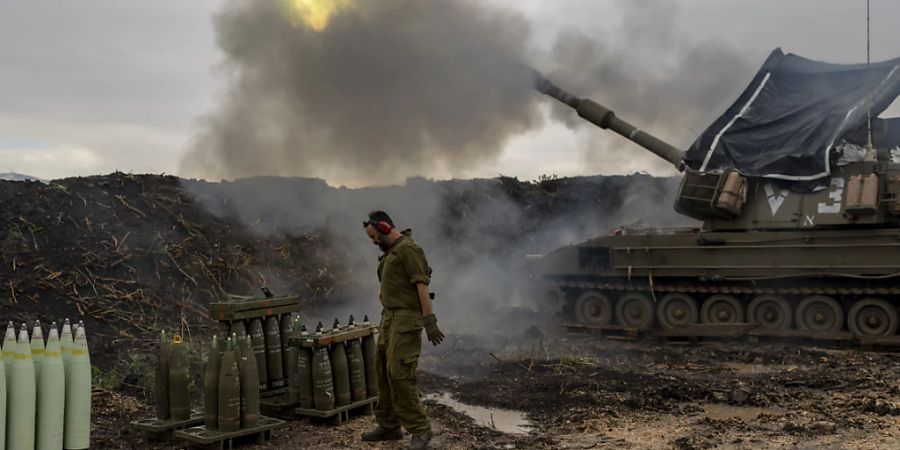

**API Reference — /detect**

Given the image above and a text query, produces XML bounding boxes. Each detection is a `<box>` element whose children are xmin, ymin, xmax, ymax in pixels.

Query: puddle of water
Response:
<box><xmin>426</xmin><ymin>393</ymin><xmax>532</xmax><ymax>435</ymax></box>
<box><xmin>721</xmin><ymin>362</ymin><xmax>801</xmax><ymax>374</ymax></box>
<box><xmin>701</xmin><ymin>403</ymin><xmax>785</xmax><ymax>421</ymax></box>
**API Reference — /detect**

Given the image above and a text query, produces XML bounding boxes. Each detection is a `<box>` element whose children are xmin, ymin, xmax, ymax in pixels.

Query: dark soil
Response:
<box><xmin>102</xmin><ymin>338</ymin><xmax>900</xmax><ymax>449</ymax></box>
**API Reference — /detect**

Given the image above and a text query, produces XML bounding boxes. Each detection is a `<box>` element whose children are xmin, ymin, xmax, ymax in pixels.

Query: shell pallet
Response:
<box><xmin>128</xmin><ymin>410</ymin><xmax>204</xmax><ymax>442</ymax></box>
<box><xmin>294</xmin><ymin>396</ymin><xmax>378</xmax><ymax>426</ymax></box>
<box><xmin>175</xmin><ymin>416</ymin><xmax>285</xmax><ymax>450</ymax></box>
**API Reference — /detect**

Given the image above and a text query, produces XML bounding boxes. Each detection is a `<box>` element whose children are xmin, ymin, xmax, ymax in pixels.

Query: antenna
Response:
<box><xmin>866</xmin><ymin>0</ymin><xmax>874</xmax><ymax>156</ymax></box>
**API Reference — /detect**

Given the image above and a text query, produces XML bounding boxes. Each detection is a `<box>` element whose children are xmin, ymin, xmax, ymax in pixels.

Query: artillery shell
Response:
<box><xmin>281</xmin><ymin>314</ymin><xmax>296</xmax><ymax>400</ymax></box>
<box><xmin>9</xmin><ymin>325</ymin><xmax>36</xmax><ymax>450</ymax></box>
<box><xmin>296</xmin><ymin>325</ymin><xmax>314</xmax><ymax>408</ymax></box>
<box><xmin>347</xmin><ymin>338</ymin><xmax>367</xmax><ymax>402</ymax></box>
<box><xmin>237</xmin><ymin>335</ymin><xmax>260</xmax><ymax>428</ymax></box>
<box><xmin>203</xmin><ymin>334</ymin><xmax>221</xmax><ymax>429</ymax></box>
<box><xmin>217</xmin><ymin>338</ymin><xmax>241</xmax><ymax>432</ymax></box>
<box><xmin>37</xmin><ymin>323</ymin><xmax>65</xmax><ymax>450</ymax></box>
<box><xmin>361</xmin><ymin>330</ymin><xmax>378</xmax><ymax>398</ymax></box>
<box><xmin>312</xmin><ymin>345</ymin><xmax>334</xmax><ymax>411</ymax></box>
<box><xmin>155</xmin><ymin>329</ymin><xmax>171</xmax><ymax>420</ymax></box>
<box><xmin>330</xmin><ymin>342</ymin><xmax>351</xmax><ymax>407</ymax></box>
<box><xmin>249</xmin><ymin>318</ymin><xmax>268</xmax><ymax>391</ymax></box>
<box><xmin>264</xmin><ymin>316</ymin><xmax>284</xmax><ymax>390</ymax></box>
<box><xmin>64</xmin><ymin>322</ymin><xmax>91</xmax><ymax>450</ymax></box>
<box><xmin>168</xmin><ymin>334</ymin><xmax>191</xmax><ymax>421</ymax></box>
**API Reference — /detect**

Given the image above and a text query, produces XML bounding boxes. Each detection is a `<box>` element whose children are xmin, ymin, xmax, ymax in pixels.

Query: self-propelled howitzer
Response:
<box><xmin>529</xmin><ymin>51</ymin><xmax>900</xmax><ymax>339</ymax></box>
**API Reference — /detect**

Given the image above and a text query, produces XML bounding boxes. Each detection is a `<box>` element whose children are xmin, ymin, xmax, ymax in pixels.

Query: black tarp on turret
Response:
<box><xmin>683</xmin><ymin>48</ymin><xmax>900</xmax><ymax>181</ymax></box>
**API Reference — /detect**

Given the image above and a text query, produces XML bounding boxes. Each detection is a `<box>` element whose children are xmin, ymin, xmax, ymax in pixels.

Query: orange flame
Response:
<box><xmin>281</xmin><ymin>0</ymin><xmax>351</xmax><ymax>32</ymax></box>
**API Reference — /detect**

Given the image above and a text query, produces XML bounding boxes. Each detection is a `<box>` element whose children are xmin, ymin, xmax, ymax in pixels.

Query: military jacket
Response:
<box><xmin>377</xmin><ymin>231</ymin><xmax>430</xmax><ymax>311</ymax></box>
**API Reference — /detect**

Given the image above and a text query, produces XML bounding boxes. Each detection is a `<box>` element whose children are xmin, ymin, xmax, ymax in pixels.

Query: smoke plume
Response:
<box><xmin>183</xmin><ymin>174</ymin><xmax>696</xmax><ymax>342</ymax></box>
<box><xmin>543</xmin><ymin>1</ymin><xmax>754</xmax><ymax>174</ymax></box>
<box><xmin>180</xmin><ymin>0</ymin><xmax>541</xmax><ymax>186</ymax></box>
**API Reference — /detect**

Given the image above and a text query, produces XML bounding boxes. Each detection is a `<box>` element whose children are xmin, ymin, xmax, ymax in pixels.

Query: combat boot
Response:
<box><xmin>361</xmin><ymin>425</ymin><xmax>403</xmax><ymax>442</ymax></box>
<box><xmin>409</xmin><ymin>431</ymin><xmax>433</xmax><ymax>449</ymax></box>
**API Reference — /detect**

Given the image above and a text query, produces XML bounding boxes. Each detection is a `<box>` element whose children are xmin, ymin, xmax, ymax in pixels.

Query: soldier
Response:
<box><xmin>361</xmin><ymin>210</ymin><xmax>444</xmax><ymax>450</ymax></box>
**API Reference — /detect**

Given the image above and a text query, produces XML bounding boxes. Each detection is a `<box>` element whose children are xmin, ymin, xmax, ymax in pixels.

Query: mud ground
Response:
<box><xmin>103</xmin><ymin>336</ymin><xmax>900</xmax><ymax>449</ymax></box>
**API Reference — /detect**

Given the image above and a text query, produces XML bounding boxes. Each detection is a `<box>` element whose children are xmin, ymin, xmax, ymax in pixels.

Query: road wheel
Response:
<box><xmin>574</xmin><ymin>291</ymin><xmax>612</xmax><ymax>326</ymax></box>
<box><xmin>656</xmin><ymin>293</ymin><xmax>698</xmax><ymax>329</ymax></box>
<box><xmin>747</xmin><ymin>295</ymin><xmax>792</xmax><ymax>330</ymax></box>
<box><xmin>795</xmin><ymin>295</ymin><xmax>843</xmax><ymax>332</ymax></box>
<box><xmin>700</xmin><ymin>294</ymin><xmax>745</xmax><ymax>324</ymax></box>
<box><xmin>848</xmin><ymin>298</ymin><xmax>898</xmax><ymax>336</ymax></box>
<box><xmin>539</xmin><ymin>286</ymin><xmax>565</xmax><ymax>317</ymax></box>
<box><xmin>615</xmin><ymin>293</ymin><xmax>654</xmax><ymax>330</ymax></box>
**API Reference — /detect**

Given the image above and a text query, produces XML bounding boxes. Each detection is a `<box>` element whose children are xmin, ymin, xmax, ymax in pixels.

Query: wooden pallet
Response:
<box><xmin>175</xmin><ymin>416</ymin><xmax>285</xmax><ymax>450</ymax></box>
<box><xmin>560</xmin><ymin>322</ymin><xmax>641</xmax><ymax>340</ymax></box>
<box><xmin>129</xmin><ymin>411</ymin><xmax>205</xmax><ymax>442</ymax></box>
<box><xmin>209</xmin><ymin>295</ymin><xmax>300</xmax><ymax>321</ymax></box>
<box><xmin>289</xmin><ymin>324</ymin><xmax>377</xmax><ymax>349</ymax></box>
<box><xmin>294</xmin><ymin>397</ymin><xmax>377</xmax><ymax>426</ymax></box>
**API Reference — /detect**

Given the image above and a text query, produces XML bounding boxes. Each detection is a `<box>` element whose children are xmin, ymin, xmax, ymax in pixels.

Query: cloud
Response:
<box><xmin>0</xmin><ymin>138</ymin><xmax>103</xmax><ymax>179</ymax></box>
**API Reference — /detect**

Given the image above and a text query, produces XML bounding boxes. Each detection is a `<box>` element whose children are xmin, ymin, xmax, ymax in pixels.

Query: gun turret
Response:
<box><xmin>531</xmin><ymin>71</ymin><xmax>685</xmax><ymax>169</ymax></box>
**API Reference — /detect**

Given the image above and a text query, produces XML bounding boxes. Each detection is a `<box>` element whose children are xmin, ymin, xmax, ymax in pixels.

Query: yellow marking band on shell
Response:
<box><xmin>43</xmin><ymin>351</ymin><xmax>61</xmax><ymax>357</ymax></box>
<box><xmin>14</xmin><ymin>353</ymin><xmax>32</xmax><ymax>360</ymax></box>
<box><xmin>70</xmin><ymin>349</ymin><xmax>88</xmax><ymax>356</ymax></box>
<box><xmin>32</xmin><ymin>349</ymin><xmax>44</xmax><ymax>355</ymax></box>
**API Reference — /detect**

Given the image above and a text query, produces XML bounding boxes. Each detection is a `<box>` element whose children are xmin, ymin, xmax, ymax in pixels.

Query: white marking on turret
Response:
<box><xmin>763</xmin><ymin>183</ymin><xmax>789</xmax><ymax>215</ymax></box>
<box><xmin>817</xmin><ymin>177</ymin><xmax>844</xmax><ymax>214</ymax></box>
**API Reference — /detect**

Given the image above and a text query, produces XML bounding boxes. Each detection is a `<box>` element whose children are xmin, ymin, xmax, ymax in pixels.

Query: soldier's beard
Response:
<box><xmin>378</xmin><ymin>235</ymin><xmax>390</xmax><ymax>252</ymax></box>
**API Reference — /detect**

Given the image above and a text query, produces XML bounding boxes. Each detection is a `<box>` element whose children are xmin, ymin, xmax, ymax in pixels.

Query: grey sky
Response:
<box><xmin>1</xmin><ymin>0</ymin><xmax>898</xmax><ymax>183</ymax></box>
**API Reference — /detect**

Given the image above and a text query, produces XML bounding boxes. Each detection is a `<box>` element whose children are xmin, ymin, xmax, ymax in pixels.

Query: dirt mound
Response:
<box><xmin>0</xmin><ymin>173</ymin><xmax>341</xmax><ymax>372</ymax></box>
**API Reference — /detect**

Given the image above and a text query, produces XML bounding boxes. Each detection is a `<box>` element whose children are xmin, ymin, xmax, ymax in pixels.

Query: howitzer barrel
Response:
<box><xmin>533</xmin><ymin>72</ymin><xmax>685</xmax><ymax>169</ymax></box>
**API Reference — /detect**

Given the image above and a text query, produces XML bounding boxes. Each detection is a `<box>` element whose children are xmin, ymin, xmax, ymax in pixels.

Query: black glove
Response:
<box><xmin>422</xmin><ymin>314</ymin><xmax>444</xmax><ymax>346</ymax></box>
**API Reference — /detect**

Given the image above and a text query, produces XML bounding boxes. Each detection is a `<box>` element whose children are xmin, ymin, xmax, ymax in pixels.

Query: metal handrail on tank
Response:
<box><xmin>530</xmin><ymin>70</ymin><xmax>686</xmax><ymax>170</ymax></box>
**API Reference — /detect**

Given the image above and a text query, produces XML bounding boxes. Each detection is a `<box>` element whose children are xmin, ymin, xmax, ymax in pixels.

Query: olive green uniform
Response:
<box><xmin>374</xmin><ymin>231</ymin><xmax>431</xmax><ymax>435</ymax></box>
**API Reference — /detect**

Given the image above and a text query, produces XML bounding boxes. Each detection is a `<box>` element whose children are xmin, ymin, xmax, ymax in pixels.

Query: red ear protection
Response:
<box><xmin>365</xmin><ymin>220</ymin><xmax>393</xmax><ymax>235</ymax></box>
<box><xmin>374</xmin><ymin>221</ymin><xmax>392</xmax><ymax>234</ymax></box>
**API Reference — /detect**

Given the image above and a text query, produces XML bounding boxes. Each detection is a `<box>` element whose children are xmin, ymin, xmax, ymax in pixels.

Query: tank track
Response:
<box><xmin>545</xmin><ymin>279</ymin><xmax>900</xmax><ymax>339</ymax></box>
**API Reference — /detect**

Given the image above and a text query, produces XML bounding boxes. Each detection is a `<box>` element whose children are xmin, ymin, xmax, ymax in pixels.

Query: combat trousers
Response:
<box><xmin>374</xmin><ymin>308</ymin><xmax>431</xmax><ymax>435</ymax></box>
